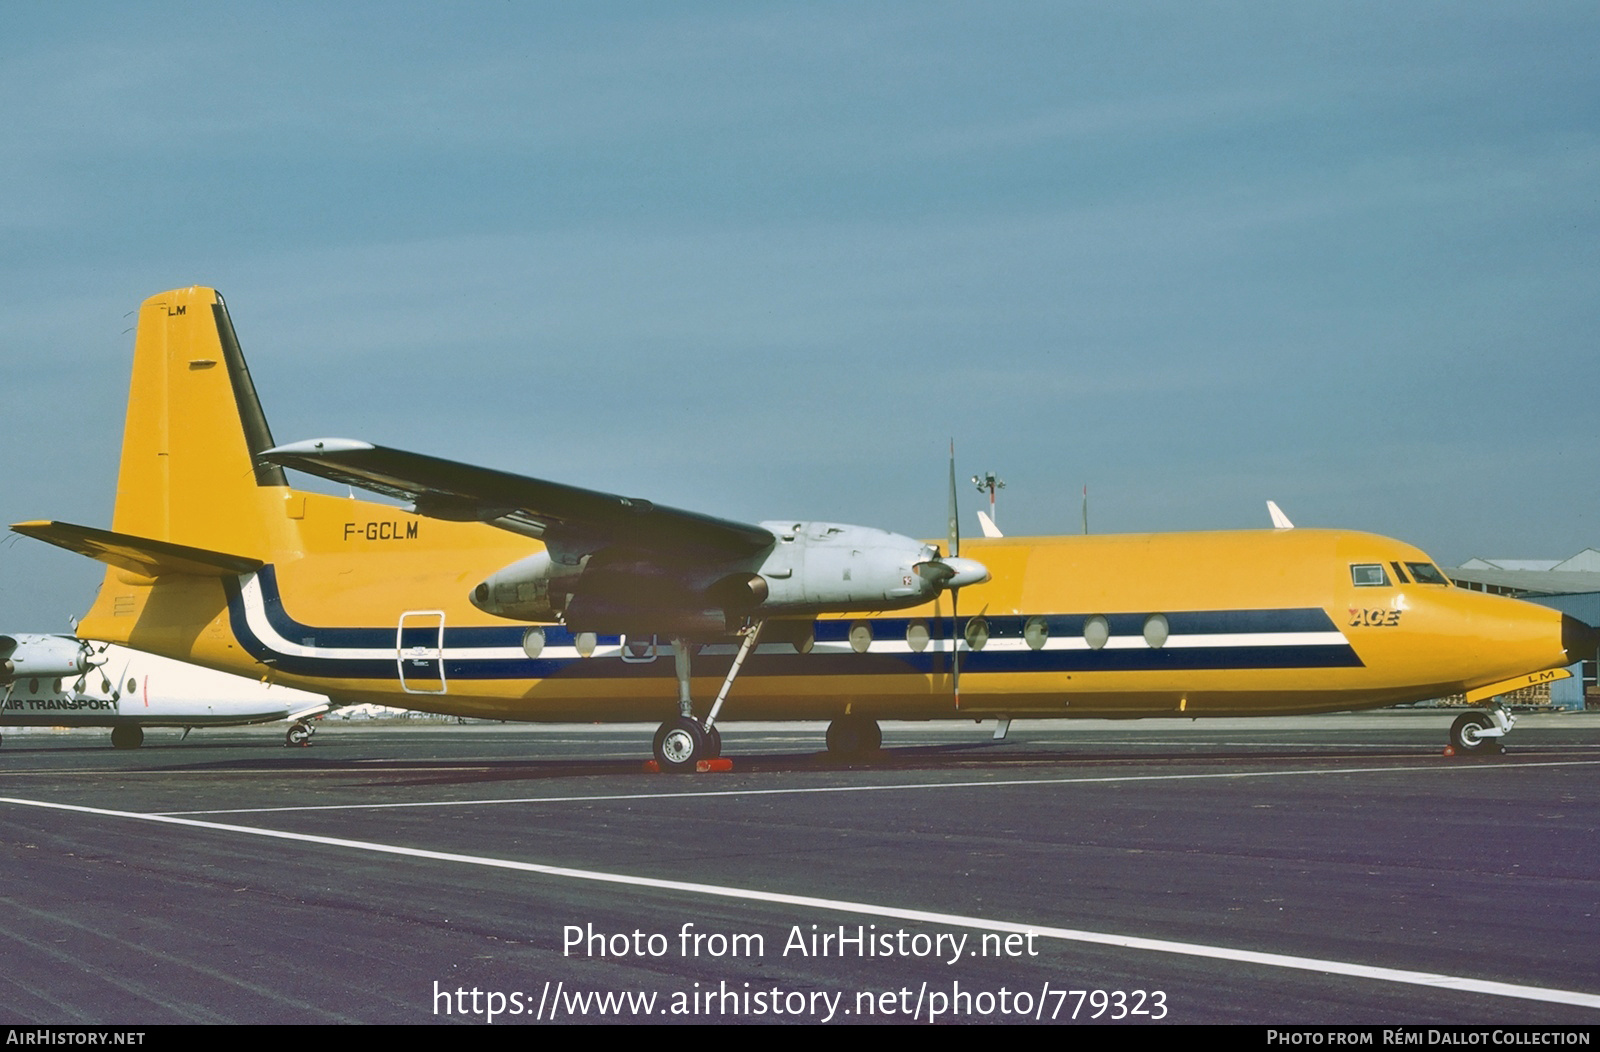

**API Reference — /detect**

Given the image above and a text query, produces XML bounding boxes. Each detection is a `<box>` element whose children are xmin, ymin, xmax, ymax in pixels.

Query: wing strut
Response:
<box><xmin>704</xmin><ymin>620</ymin><xmax>763</xmax><ymax>735</ymax></box>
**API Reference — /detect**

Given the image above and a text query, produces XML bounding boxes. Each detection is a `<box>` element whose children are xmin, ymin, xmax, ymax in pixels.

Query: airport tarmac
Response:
<box><xmin>2</xmin><ymin>712</ymin><xmax>1597</xmax><ymax>1025</ymax></box>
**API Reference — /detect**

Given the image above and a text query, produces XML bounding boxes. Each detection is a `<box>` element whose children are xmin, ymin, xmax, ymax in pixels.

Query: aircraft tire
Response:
<box><xmin>825</xmin><ymin>715</ymin><xmax>881</xmax><ymax>756</ymax></box>
<box><xmin>110</xmin><ymin>725</ymin><xmax>143</xmax><ymax>750</ymax></box>
<box><xmin>1449</xmin><ymin>712</ymin><xmax>1495</xmax><ymax>753</ymax></box>
<box><xmin>285</xmin><ymin>722</ymin><xmax>313</xmax><ymax>748</ymax></box>
<box><xmin>653</xmin><ymin>716</ymin><xmax>705</xmax><ymax>772</ymax></box>
<box><xmin>704</xmin><ymin>725</ymin><xmax>722</xmax><ymax>760</ymax></box>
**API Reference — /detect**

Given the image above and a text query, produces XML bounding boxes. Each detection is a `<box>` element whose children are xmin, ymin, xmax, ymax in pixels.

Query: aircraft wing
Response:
<box><xmin>261</xmin><ymin>439</ymin><xmax>775</xmax><ymax>558</ymax></box>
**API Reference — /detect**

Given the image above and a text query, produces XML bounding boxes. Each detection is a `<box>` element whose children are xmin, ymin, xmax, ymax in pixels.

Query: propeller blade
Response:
<box><xmin>947</xmin><ymin>440</ymin><xmax>962</xmax><ymax>706</ymax></box>
<box><xmin>947</xmin><ymin>439</ymin><xmax>960</xmax><ymax>561</ymax></box>
<box><xmin>951</xmin><ymin>590</ymin><xmax>961</xmax><ymax>708</ymax></box>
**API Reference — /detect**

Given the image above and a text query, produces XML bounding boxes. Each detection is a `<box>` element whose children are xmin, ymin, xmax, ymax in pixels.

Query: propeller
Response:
<box><xmin>950</xmin><ymin>442</ymin><xmax>963</xmax><ymax>705</ymax></box>
<box><xmin>82</xmin><ymin>639</ymin><xmax>108</xmax><ymax>666</ymax></box>
<box><xmin>913</xmin><ymin>441</ymin><xmax>989</xmax><ymax>590</ymax></box>
<box><xmin>72</xmin><ymin>642</ymin><xmax>107</xmax><ymax>694</ymax></box>
<box><xmin>909</xmin><ymin>443</ymin><xmax>989</xmax><ymax>704</ymax></box>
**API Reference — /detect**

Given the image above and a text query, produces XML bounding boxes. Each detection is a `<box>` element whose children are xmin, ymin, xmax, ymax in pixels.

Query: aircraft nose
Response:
<box><xmin>1562</xmin><ymin>614</ymin><xmax>1599</xmax><ymax>663</ymax></box>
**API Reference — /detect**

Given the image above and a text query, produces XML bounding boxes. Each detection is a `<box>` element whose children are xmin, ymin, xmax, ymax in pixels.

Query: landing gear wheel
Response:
<box><xmin>704</xmin><ymin>725</ymin><xmax>722</xmax><ymax>760</ymax></box>
<box><xmin>285</xmin><ymin>722</ymin><xmax>313</xmax><ymax>748</ymax></box>
<box><xmin>826</xmin><ymin>715</ymin><xmax>881</xmax><ymax>757</ymax></box>
<box><xmin>653</xmin><ymin>716</ymin><xmax>706</xmax><ymax>772</ymax></box>
<box><xmin>110</xmin><ymin>725</ymin><xmax>143</xmax><ymax>750</ymax></box>
<box><xmin>1449</xmin><ymin>711</ymin><xmax>1496</xmax><ymax>753</ymax></box>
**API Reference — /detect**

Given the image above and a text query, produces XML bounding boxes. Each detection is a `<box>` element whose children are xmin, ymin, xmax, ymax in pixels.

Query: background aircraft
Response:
<box><xmin>1</xmin><ymin>634</ymin><xmax>331</xmax><ymax>748</ymax></box>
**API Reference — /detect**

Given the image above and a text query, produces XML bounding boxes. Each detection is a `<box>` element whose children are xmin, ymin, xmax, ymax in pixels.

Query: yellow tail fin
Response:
<box><xmin>110</xmin><ymin>287</ymin><xmax>296</xmax><ymax>559</ymax></box>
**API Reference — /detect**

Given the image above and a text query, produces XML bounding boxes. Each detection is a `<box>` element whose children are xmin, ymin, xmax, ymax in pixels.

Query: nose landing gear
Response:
<box><xmin>1447</xmin><ymin>703</ymin><xmax>1513</xmax><ymax>754</ymax></box>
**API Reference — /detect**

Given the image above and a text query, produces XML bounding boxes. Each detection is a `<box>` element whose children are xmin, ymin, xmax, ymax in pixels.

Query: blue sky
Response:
<box><xmin>2</xmin><ymin>3</ymin><xmax>1597</xmax><ymax>628</ymax></box>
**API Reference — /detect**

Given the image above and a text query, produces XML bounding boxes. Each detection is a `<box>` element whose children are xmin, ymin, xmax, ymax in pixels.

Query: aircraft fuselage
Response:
<box><xmin>76</xmin><ymin>492</ymin><xmax>1576</xmax><ymax>724</ymax></box>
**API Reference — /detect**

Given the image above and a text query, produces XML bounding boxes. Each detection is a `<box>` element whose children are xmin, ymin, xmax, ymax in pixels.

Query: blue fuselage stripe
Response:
<box><xmin>225</xmin><ymin>568</ymin><xmax>1363</xmax><ymax>682</ymax></box>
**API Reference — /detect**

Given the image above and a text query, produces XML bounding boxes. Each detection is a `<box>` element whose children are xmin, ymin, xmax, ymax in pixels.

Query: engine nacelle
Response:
<box><xmin>751</xmin><ymin>521</ymin><xmax>987</xmax><ymax>613</ymax></box>
<box><xmin>468</xmin><ymin>521</ymin><xmax>988</xmax><ymax>634</ymax></box>
<box><xmin>0</xmin><ymin>634</ymin><xmax>93</xmax><ymax>682</ymax></box>
<box><xmin>470</xmin><ymin>551</ymin><xmax>581</xmax><ymax>621</ymax></box>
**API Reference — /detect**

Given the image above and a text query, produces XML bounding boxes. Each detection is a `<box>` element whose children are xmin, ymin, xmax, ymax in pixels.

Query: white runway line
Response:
<box><xmin>152</xmin><ymin>758</ymin><xmax>1600</xmax><ymax>816</ymax></box>
<box><xmin>4</xmin><ymin>793</ymin><xmax>1598</xmax><ymax>1011</ymax></box>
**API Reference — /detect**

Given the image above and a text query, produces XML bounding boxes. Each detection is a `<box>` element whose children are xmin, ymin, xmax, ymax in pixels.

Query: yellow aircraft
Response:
<box><xmin>14</xmin><ymin>287</ymin><xmax>1593</xmax><ymax>769</ymax></box>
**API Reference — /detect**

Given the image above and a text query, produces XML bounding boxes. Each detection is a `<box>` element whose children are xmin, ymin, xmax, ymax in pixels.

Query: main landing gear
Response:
<box><xmin>1448</xmin><ymin>702</ymin><xmax>1514</xmax><ymax>754</ymax></box>
<box><xmin>110</xmin><ymin>725</ymin><xmax>143</xmax><ymax>750</ymax></box>
<box><xmin>651</xmin><ymin>623</ymin><xmax>760</xmax><ymax>772</ymax></box>
<box><xmin>285</xmin><ymin>720</ymin><xmax>315</xmax><ymax>747</ymax></box>
<box><xmin>653</xmin><ymin>716</ymin><xmax>722</xmax><ymax>769</ymax></box>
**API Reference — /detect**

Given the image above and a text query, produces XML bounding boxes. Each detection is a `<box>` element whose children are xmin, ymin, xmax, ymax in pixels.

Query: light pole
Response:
<box><xmin>971</xmin><ymin>471</ymin><xmax>1005</xmax><ymax>529</ymax></box>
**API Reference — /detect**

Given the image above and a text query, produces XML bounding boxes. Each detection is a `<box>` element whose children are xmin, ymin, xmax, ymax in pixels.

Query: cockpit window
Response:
<box><xmin>1351</xmin><ymin>564</ymin><xmax>1390</xmax><ymax>587</ymax></box>
<box><xmin>1405</xmin><ymin>562</ymin><xmax>1450</xmax><ymax>585</ymax></box>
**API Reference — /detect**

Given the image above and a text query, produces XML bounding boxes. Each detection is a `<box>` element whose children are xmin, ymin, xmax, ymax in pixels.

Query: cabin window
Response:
<box><xmin>964</xmin><ymin>617</ymin><xmax>990</xmax><ymax>651</ymax></box>
<box><xmin>1024</xmin><ymin>616</ymin><xmax>1049</xmax><ymax>651</ymax></box>
<box><xmin>1406</xmin><ymin>562</ymin><xmax>1450</xmax><ymax>586</ymax></box>
<box><xmin>849</xmin><ymin>621</ymin><xmax>873</xmax><ymax>653</ymax></box>
<box><xmin>1350</xmin><ymin>564</ymin><xmax>1390</xmax><ymax>587</ymax></box>
<box><xmin>1083</xmin><ymin>615</ymin><xmax>1110</xmax><ymax>650</ymax></box>
<box><xmin>905</xmin><ymin>620</ymin><xmax>930</xmax><ymax>652</ymax></box>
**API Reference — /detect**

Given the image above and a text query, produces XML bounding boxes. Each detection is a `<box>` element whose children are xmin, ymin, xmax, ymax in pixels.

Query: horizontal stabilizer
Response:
<box><xmin>11</xmin><ymin>520</ymin><xmax>263</xmax><ymax>578</ymax></box>
<box><xmin>261</xmin><ymin>438</ymin><xmax>775</xmax><ymax>557</ymax></box>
